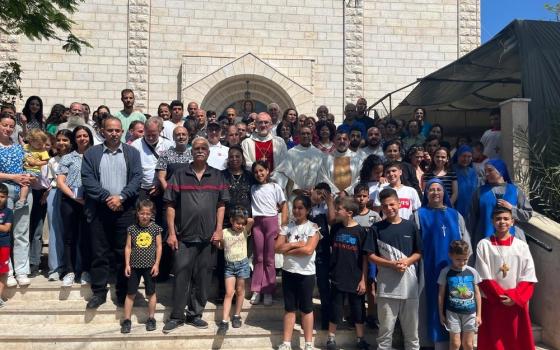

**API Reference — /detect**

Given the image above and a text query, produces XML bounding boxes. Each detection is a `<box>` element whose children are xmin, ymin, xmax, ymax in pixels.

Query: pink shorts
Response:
<box><xmin>0</xmin><ymin>246</ymin><xmax>10</xmax><ymax>274</ymax></box>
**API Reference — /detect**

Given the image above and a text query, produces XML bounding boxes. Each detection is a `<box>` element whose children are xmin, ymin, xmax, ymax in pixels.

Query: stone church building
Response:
<box><xmin>2</xmin><ymin>0</ymin><xmax>480</xmax><ymax>119</ymax></box>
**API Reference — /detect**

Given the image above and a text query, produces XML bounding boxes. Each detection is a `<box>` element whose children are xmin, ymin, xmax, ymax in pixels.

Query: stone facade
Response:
<box><xmin>11</xmin><ymin>0</ymin><xmax>480</xmax><ymax>120</ymax></box>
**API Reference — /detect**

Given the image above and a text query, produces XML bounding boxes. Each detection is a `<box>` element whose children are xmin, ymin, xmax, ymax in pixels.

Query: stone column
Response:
<box><xmin>343</xmin><ymin>0</ymin><xmax>364</xmax><ymax>104</ymax></box>
<box><xmin>127</xmin><ymin>0</ymin><xmax>151</xmax><ymax>111</ymax></box>
<box><xmin>458</xmin><ymin>0</ymin><xmax>481</xmax><ymax>57</ymax></box>
<box><xmin>499</xmin><ymin>98</ymin><xmax>531</xmax><ymax>192</ymax></box>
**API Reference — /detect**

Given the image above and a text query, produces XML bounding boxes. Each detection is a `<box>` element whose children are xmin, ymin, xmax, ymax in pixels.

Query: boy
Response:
<box><xmin>326</xmin><ymin>197</ymin><xmax>374</xmax><ymax>350</ymax></box>
<box><xmin>475</xmin><ymin>207</ymin><xmax>537</xmax><ymax>350</ymax></box>
<box><xmin>438</xmin><ymin>240</ymin><xmax>481</xmax><ymax>350</ymax></box>
<box><xmin>216</xmin><ymin>207</ymin><xmax>254</xmax><ymax>335</ymax></box>
<box><xmin>353</xmin><ymin>183</ymin><xmax>381</xmax><ymax>328</ymax></box>
<box><xmin>0</xmin><ymin>183</ymin><xmax>13</xmax><ymax>307</ymax></box>
<box><xmin>373</xmin><ymin>161</ymin><xmax>420</xmax><ymax>220</ymax></box>
<box><xmin>370</xmin><ymin>188</ymin><xmax>422</xmax><ymax>350</ymax></box>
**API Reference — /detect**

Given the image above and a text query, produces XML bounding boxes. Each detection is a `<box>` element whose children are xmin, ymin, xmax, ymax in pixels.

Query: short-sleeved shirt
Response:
<box><xmin>23</xmin><ymin>145</ymin><xmax>50</xmax><ymax>173</ymax></box>
<box><xmin>114</xmin><ymin>110</ymin><xmax>146</xmax><ymax>142</ymax></box>
<box><xmin>330</xmin><ymin>225</ymin><xmax>374</xmax><ymax>293</ymax></box>
<box><xmin>251</xmin><ymin>182</ymin><xmax>286</xmax><ymax>217</ymax></box>
<box><xmin>0</xmin><ymin>143</ymin><xmax>25</xmax><ymax>195</ymax></box>
<box><xmin>438</xmin><ymin>265</ymin><xmax>481</xmax><ymax>314</ymax></box>
<box><xmin>372</xmin><ymin>219</ymin><xmax>422</xmax><ymax>299</ymax></box>
<box><xmin>128</xmin><ymin>222</ymin><xmax>162</xmax><ymax>268</ymax></box>
<box><xmin>222</xmin><ymin>228</ymin><xmax>249</xmax><ymax>263</ymax></box>
<box><xmin>374</xmin><ymin>185</ymin><xmax>421</xmax><ymax>220</ymax></box>
<box><xmin>280</xmin><ymin>221</ymin><xmax>321</xmax><ymax>275</ymax></box>
<box><xmin>56</xmin><ymin>151</ymin><xmax>84</xmax><ymax>189</ymax></box>
<box><xmin>163</xmin><ymin>163</ymin><xmax>230</xmax><ymax>242</ymax></box>
<box><xmin>0</xmin><ymin>207</ymin><xmax>14</xmax><ymax>247</ymax></box>
<box><xmin>155</xmin><ymin>146</ymin><xmax>193</xmax><ymax>179</ymax></box>
<box><xmin>354</xmin><ymin>209</ymin><xmax>382</xmax><ymax>227</ymax></box>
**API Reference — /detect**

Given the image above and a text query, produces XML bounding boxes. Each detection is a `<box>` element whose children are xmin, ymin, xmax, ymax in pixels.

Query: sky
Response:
<box><xmin>481</xmin><ymin>0</ymin><xmax>558</xmax><ymax>42</ymax></box>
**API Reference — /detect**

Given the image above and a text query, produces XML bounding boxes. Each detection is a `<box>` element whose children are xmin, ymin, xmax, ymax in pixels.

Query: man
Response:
<box><xmin>113</xmin><ymin>89</ymin><xmax>147</xmax><ymax>142</ymax></box>
<box><xmin>349</xmin><ymin>125</ymin><xmax>363</xmax><ymax>153</ymax></box>
<box><xmin>319</xmin><ymin>130</ymin><xmax>361</xmax><ymax>196</ymax></box>
<box><xmin>156</xmin><ymin>126</ymin><xmax>193</xmax><ymax>191</ymax></box>
<box><xmin>162</xmin><ymin>100</ymin><xmax>185</xmax><ymax>140</ymax></box>
<box><xmin>480</xmin><ymin>108</ymin><xmax>501</xmax><ymax>159</ymax></box>
<box><xmin>339</xmin><ymin>103</ymin><xmax>366</xmax><ymax>139</ymax></box>
<box><xmin>240</xmin><ymin>112</ymin><xmax>288</xmax><ymax>171</ymax></box>
<box><xmin>81</xmin><ymin>117</ymin><xmax>142</xmax><ymax>308</ymax></box>
<box><xmin>267</xmin><ymin>102</ymin><xmax>282</xmax><ymax>134</ymax></box>
<box><xmin>225</xmin><ymin>124</ymin><xmax>240</xmax><ymax>146</ymax></box>
<box><xmin>162</xmin><ymin>137</ymin><xmax>229</xmax><ymax>333</ymax></box>
<box><xmin>186</xmin><ymin>101</ymin><xmax>199</xmax><ymax>120</ymax></box>
<box><xmin>194</xmin><ymin>108</ymin><xmax>208</xmax><ymax>138</ymax></box>
<box><xmin>225</xmin><ymin>107</ymin><xmax>239</xmax><ymax>125</ymax></box>
<box><xmin>358</xmin><ymin>126</ymin><xmax>384</xmax><ymax>160</ymax></box>
<box><xmin>207</xmin><ymin>122</ymin><xmax>229</xmax><ymax>170</ymax></box>
<box><xmin>273</xmin><ymin>126</ymin><xmax>323</xmax><ymax>197</ymax></box>
<box><xmin>57</xmin><ymin>102</ymin><xmax>90</xmax><ymax>132</ymax></box>
<box><xmin>356</xmin><ymin>97</ymin><xmax>376</xmax><ymax>131</ymax></box>
<box><xmin>82</xmin><ymin>103</ymin><xmax>93</xmax><ymax>126</ymax></box>
<box><xmin>316</xmin><ymin>105</ymin><xmax>329</xmax><ymax>122</ymax></box>
<box><xmin>235</xmin><ymin>122</ymin><xmax>247</xmax><ymax>142</ymax></box>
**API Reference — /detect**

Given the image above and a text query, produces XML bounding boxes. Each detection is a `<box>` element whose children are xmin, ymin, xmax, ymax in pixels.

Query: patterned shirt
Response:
<box><xmin>128</xmin><ymin>222</ymin><xmax>162</xmax><ymax>268</ymax></box>
<box><xmin>155</xmin><ymin>146</ymin><xmax>193</xmax><ymax>179</ymax></box>
<box><xmin>57</xmin><ymin>151</ymin><xmax>84</xmax><ymax>190</ymax></box>
<box><xmin>0</xmin><ymin>143</ymin><xmax>25</xmax><ymax>195</ymax></box>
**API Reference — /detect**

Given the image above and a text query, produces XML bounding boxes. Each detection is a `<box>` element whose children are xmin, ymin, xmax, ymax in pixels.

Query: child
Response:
<box><xmin>275</xmin><ymin>196</ymin><xmax>321</xmax><ymax>350</ymax></box>
<box><xmin>250</xmin><ymin>160</ymin><xmax>288</xmax><ymax>306</ymax></box>
<box><xmin>21</xmin><ymin>129</ymin><xmax>50</xmax><ymax>203</ymax></box>
<box><xmin>438</xmin><ymin>240</ymin><xmax>481</xmax><ymax>350</ymax></box>
<box><xmin>326</xmin><ymin>197</ymin><xmax>374</xmax><ymax>350</ymax></box>
<box><xmin>121</xmin><ymin>200</ymin><xmax>163</xmax><ymax>333</ymax></box>
<box><xmin>358</xmin><ymin>155</ymin><xmax>387</xmax><ymax>213</ymax></box>
<box><xmin>475</xmin><ymin>207</ymin><xmax>537</xmax><ymax>350</ymax></box>
<box><xmin>370</xmin><ymin>188</ymin><xmax>422</xmax><ymax>350</ymax></box>
<box><xmin>0</xmin><ymin>183</ymin><xmax>14</xmax><ymax>307</ymax></box>
<box><xmin>216</xmin><ymin>207</ymin><xmax>254</xmax><ymax>335</ymax></box>
<box><xmin>353</xmin><ymin>183</ymin><xmax>381</xmax><ymax>329</ymax></box>
<box><xmin>374</xmin><ymin>161</ymin><xmax>421</xmax><ymax>220</ymax></box>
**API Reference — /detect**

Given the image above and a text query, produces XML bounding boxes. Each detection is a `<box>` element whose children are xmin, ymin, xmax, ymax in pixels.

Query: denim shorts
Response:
<box><xmin>224</xmin><ymin>258</ymin><xmax>250</xmax><ymax>279</ymax></box>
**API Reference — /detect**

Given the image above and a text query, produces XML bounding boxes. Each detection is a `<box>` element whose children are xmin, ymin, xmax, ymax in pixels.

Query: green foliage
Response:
<box><xmin>545</xmin><ymin>2</ymin><xmax>560</xmax><ymax>21</ymax></box>
<box><xmin>0</xmin><ymin>62</ymin><xmax>22</xmax><ymax>104</ymax></box>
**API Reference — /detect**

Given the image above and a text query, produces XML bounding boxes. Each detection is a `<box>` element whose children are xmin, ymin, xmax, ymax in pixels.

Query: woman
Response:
<box><xmin>45</xmin><ymin>104</ymin><xmax>68</xmax><ymax>135</ymax></box>
<box><xmin>0</xmin><ymin>113</ymin><xmax>34</xmax><ymax>286</ymax></box>
<box><xmin>56</xmin><ymin>126</ymin><xmax>94</xmax><ymax>286</ymax></box>
<box><xmin>428</xmin><ymin>123</ymin><xmax>451</xmax><ymax>150</ymax></box>
<box><xmin>407</xmin><ymin>146</ymin><xmax>425</xmax><ymax>187</ymax></box>
<box><xmin>276</xmin><ymin>121</ymin><xmax>295</xmax><ymax>150</ymax></box>
<box><xmin>21</xmin><ymin>96</ymin><xmax>45</xmax><ymax>131</ymax></box>
<box><xmin>417</xmin><ymin>179</ymin><xmax>470</xmax><ymax>349</ymax></box>
<box><xmin>468</xmin><ymin>158</ymin><xmax>532</xmax><ymax>248</ymax></box>
<box><xmin>45</xmin><ymin>129</ymin><xmax>74</xmax><ymax>281</ymax></box>
<box><xmin>314</xmin><ymin>120</ymin><xmax>336</xmax><ymax>154</ymax></box>
<box><xmin>402</xmin><ymin>119</ymin><xmax>425</xmax><ymax>152</ymax></box>
<box><xmin>452</xmin><ymin>145</ymin><xmax>479</xmax><ymax>218</ymax></box>
<box><xmin>422</xmin><ymin>147</ymin><xmax>458</xmax><ymax>205</ymax></box>
<box><xmin>413</xmin><ymin>107</ymin><xmax>431</xmax><ymax>138</ymax></box>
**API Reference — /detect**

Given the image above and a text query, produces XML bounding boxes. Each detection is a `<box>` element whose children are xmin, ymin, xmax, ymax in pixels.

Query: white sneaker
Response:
<box><xmin>48</xmin><ymin>272</ymin><xmax>60</xmax><ymax>281</ymax></box>
<box><xmin>6</xmin><ymin>275</ymin><xmax>17</xmax><ymax>287</ymax></box>
<box><xmin>263</xmin><ymin>293</ymin><xmax>273</xmax><ymax>306</ymax></box>
<box><xmin>249</xmin><ymin>292</ymin><xmax>261</xmax><ymax>305</ymax></box>
<box><xmin>278</xmin><ymin>343</ymin><xmax>292</xmax><ymax>350</ymax></box>
<box><xmin>303</xmin><ymin>344</ymin><xmax>315</xmax><ymax>350</ymax></box>
<box><xmin>80</xmin><ymin>271</ymin><xmax>91</xmax><ymax>285</ymax></box>
<box><xmin>62</xmin><ymin>273</ymin><xmax>75</xmax><ymax>287</ymax></box>
<box><xmin>16</xmin><ymin>275</ymin><xmax>30</xmax><ymax>286</ymax></box>
<box><xmin>0</xmin><ymin>299</ymin><xmax>6</xmax><ymax>308</ymax></box>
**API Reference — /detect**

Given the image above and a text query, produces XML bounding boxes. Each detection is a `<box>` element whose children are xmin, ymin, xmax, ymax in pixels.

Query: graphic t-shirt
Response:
<box><xmin>222</xmin><ymin>227</ymin><xmax>249</xmax><ymax>263</ymax></box>
<box><xmin>280</xmin><ymin>221</ymin><xmax>321</xmax><ymax>275</ymax></box>
<box><xmin>373</xmin><ymin>185</ymin><xmax>420</xmax><ymax>220</ymax></box>
<box><xmin>330</xmin><ymin>225</ymin><xmax>374</xmax><ymax>293</ymax></box>
<box><xmin>438</xmin><ymin>265</ymin><xmax>481</xmax><ymax>314</ymax></box>
<box><xmin>0</xmin><ymin>207</ymin><xmax>14</xmax><ymax>247</ymax></box>
<box><xmin>128</xmin><ymin>222</ymin><xmax>162</xmax><ymax>268</ymax></box>
<box><xmin>354</xmin><ymin>209</ymin><xmax>382</xmax><ymax>227</ymax></box>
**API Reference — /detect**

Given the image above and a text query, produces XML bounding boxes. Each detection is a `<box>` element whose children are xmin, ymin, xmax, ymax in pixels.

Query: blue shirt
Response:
<box><xmin>0</xmin><ymin>143</ymin><xmax>25</xmax><ymax>195</ymax></box>
<box><xmin>100</xmin><ymin>144</ymin><xmax>127</xmax><ymax>196</ymax></box>
<box><xmin>57</xmin><ymin>151</ymin><xmax>84</xmax><ymax>189</ymax></box>
<box><xmin>438</xmin><ymin>265</ymin><xmax>481</xmax><ymax>314</ymax></box>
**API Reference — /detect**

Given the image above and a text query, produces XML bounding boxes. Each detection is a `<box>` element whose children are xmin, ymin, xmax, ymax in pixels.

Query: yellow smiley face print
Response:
<box><xmin>136</xmin><ymin>232</ymin><xmax>152</xmax><ymax>248</ymax></box>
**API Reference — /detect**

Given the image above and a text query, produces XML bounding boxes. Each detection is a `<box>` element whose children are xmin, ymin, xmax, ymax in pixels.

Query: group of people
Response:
<box><xmin>0</xmin><ymin>90</ymin><xmax>537</xmax><ymax>350</ymax></box>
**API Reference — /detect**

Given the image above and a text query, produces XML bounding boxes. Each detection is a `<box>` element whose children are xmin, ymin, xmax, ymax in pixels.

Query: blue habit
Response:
<box><xmin>479</xmin><ymin>183</ymin><xmax>518</xmax><ymax>237</ymax></box>
<box><xmin>419</xmin><ymin>206</ymin><xmax>462</xmax><ymax>342</ymax></box>
<box><xmin>453</xmin><ymin>164</ymin><xmax>478</xmax><ymax>219</ymax></box>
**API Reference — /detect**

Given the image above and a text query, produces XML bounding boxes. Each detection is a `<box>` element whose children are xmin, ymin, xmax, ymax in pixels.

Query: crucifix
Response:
<box><xmin>441</xmin><ymin>224</ymin><xmax>447</xmax><ymax>237</ymax></box>
<box><xmin>499</xmin><ymin>263</ymin><xmax>509</xmax><ymax>278</ymax></box>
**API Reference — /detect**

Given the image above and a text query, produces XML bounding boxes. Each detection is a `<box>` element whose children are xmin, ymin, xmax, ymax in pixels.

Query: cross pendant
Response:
<box><xmin>500</xmin><ymin>263</ymin><xmax>509</xmax><ymax>278</ymax></box>
<box><xmin>441</xmin><ymin>225</ymin><xmax>447</xmax><ymax>237</ymax></box>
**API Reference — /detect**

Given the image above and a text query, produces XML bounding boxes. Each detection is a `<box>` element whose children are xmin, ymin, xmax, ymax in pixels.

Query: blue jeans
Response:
<box><xmin>46</xmin><ymin>189</ymin><xmax>63</xmax><ymax>274</ymax></box>
<box><xmin>5</xmin><ymin>183</ymin><xmax>32</xmax><ymax>276</ymax></box>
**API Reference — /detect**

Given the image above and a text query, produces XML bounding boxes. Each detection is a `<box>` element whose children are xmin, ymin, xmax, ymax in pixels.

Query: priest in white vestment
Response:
<box><xmin>318</xmin><ymin>130</ymin><xmax>362</xmax><ymax>195</ymax></box>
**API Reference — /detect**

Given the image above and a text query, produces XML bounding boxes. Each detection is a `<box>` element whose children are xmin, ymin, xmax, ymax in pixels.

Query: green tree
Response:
<box><xmin>0</xmin><ymin>0</ymin><xmax>91</xmax><ymax>103</ymax></box>
<box><xmin>545</xmin><ymin>2</ymin><xmax>560</xmax><ymax>21</ymax></box>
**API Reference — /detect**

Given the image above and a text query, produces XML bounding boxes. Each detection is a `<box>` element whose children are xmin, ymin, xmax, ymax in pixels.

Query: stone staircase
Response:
<box><xmin>0</xmin><ymin>276</ymin><xmax>552</xmax><ymax>350</ymax></box>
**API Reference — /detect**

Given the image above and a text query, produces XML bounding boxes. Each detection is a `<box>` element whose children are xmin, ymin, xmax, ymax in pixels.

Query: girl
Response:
<box><xmin>250</xmin><ymin>160</ymin><xmax>288</xmax><ymax>306</ymax></box>
<box><xmin>122</xmin><ymin>200</ymin><xmax>163</xmax><ymax>333</ymax></box>
<box><xmin>358</xmin><ymin>154</ymin><xmax>387</xmax><ymax>212</ymax></box>
<box><xmin>422</xmin><ymin>147</ymin><xmax>458</xmax><ymax>206</ymax></box>
<box><xmin>21</xmin><ymin>95</ymin><xmax>45</xmax><ymax>131</ymax></box>
<box><xmin>21</xmin><ymin>129</ymin><xmax>50</xmax><ymax>204</ymax></box>
<box><xmin>275</xmin><ymin>196</ymin><xmax>320</xmax><ymax>350</ymax></box>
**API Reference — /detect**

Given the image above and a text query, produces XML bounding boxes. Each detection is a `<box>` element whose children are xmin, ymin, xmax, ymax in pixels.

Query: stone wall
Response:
<box><xmin>459</xmin><ymin>0</ymin><xmax>481</xmax><ymax>56</ymax></box>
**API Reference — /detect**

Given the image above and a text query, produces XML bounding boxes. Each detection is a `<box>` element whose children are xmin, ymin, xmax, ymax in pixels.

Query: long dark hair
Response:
<box><xmin>71</xmin><ymin>125</ymin><xmax>94</xmax><ymax>151</ymax></box>
<box><xmin>45</xmin><ymin>104</ymin><xmax>67</xmax><ymax>126</ymax></box>
<box><xmin>359</xmin><ymin>154</ymin><xmax>384</xmax><ymax>183</ymax></box>
<box><xmin>22</xmin><ymin>96</ymin><xmax>44</xmax><ymax>127</ymax></box>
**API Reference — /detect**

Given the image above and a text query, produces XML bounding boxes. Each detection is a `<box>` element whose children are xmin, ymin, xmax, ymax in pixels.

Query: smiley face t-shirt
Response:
<box><xmin>128</xmin><ymin>222</ymin><xmax>162</xmax><ymax>268</ymax></box>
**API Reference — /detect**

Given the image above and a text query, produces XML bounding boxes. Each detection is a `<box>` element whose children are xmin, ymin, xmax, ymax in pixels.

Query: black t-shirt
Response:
<box><xmin>371</xmin><ymin>219</ymin><xmax>422</xmax><ymax>258</ymax></box>
<box><xmin>128</xmin><ymin>222</ymin><xmax>162</xmax><ymax>268</ymax></box>
<box><xmin>329</xmin><ymin>225</ymin><xmax>374</xmax><ymax>293</ymax></box>
<box><xmin>0</xmin><ymin>207</ymin><xmax>14</xmax><ymax>247</ymax></box>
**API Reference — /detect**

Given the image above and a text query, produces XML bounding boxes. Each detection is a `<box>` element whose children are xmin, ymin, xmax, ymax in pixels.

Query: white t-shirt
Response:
<box><xmin>374</xmin><ymin>184</ymin><xmax>421</xmax><ymax>220</ymax></box>
<box><xmin>368</xmin><ymin>181</ymin><xmax>389</xmax><ymax>204</ymax></box>
<box><xmin>280</xmin><ymin>221</ymin><xmax>320</xmax><ymax>275</ymax></box>
<box><xmin>208</xmin><ymin>142</ymin><xmax>229</xmax><ymax>170</ymax></box>
<box><xmin>480</xmin><ymin>129</ymin><xmax>501</xmax><ymax>159</ymax></box>
<box><xmin>251</xmin><ymin>182</ymin><xmax>286</xmax><ymax>217</ymax></box>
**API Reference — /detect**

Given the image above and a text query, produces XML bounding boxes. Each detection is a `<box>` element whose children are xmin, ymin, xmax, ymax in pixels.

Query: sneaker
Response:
<box><xmin>217</xmin><ymin>321</ymin><xmax>229</xmax><ymax>335</ymax></box>
<box><xmin>80</xmin><ymin>271</ymin><xmax>91</xmax><ymax>285</ymax></box>
<box><xmin>120</xmin><ymin>319</ymin><xmax>131</xmax><ymax>334</ymax></box>
<box><xmin>326</xmin><ymin>339</ymin><xmax>337</xmax><ymax>350</ymax></box>
<box><xmin>146</xmin><ymin>317</ymin><xmax>156</xmax><ymax>331</ymax></box>
<box><xmin>186</xmin><ymin>316</ymin><xmax>208</xmax><ymax>329</ymax></box>
<box><xmin>356</xmin><ymin>339</ymin><xmax>370</xmax><ymax>350</ymax></box>
<box><xmin>263</xmin><ymin>293</ymin><xmax>273</xmax><ymax>306</ymax></box>
<box><xmin>6</xmin><ymin>275</ymin><xmax>17</xmax><ymax>287</ymax></box>
<box><xmin>48</xmin><ymin>272</ymin><xmax>60</xmax><ymax>281</ymax></box>
<box><xmin>231</xmin><ymin>315</ymin><xmax>242</xmax><ymax>328</ymax></box>
<box><xmin>249</xmin><ymin>292</ymin><xmax>261</xmax><ymax>305</ymax></box>
<box><xmin>278</xmin><ymin>343</ymin><xmax>292</xmax><ymax>350</ymax></box>
<box><xmin>29</xmin><ymin>265</ymin><xmax>40</xmax><ymax>278</ymax></box>
<box><xmin>303</xmin><ymin>344</ymin><xmax>315</xmax><ymax>350</ymax></box>
<box><xmin>0</xmin><ymin>299</ymin><xmax>6</xmax><ymax>308</ymax></box>
<box><xmin>16</xmin><ymin>274</ymin><xmax>30</xmax><ymax>286</ymax></box>
<box><xmin>162</xmin><ymin>318</ymin><xmax>184</xmax><ymax>334</ymax></box>
<box><xmin>86</xmin><ymin>295</ymin><xmax>106</xmax><ymax>309</ymax></box>
<box><xmin>62</xmin><ymin>273</ymin><xmax>75</xmax><ymax>287</ymax></box>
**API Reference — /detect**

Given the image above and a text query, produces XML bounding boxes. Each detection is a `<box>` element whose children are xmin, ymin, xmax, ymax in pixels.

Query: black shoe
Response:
<box><xmin>356</xmin><ymin>339</ymin><xmax>370</xmax><ymax>350</ymax></box>
<box><xmin>120</xmin><ymin>319</ymin><xmax>131</xmax><ymax>334</ymax></box>
<box><xmin>186</xmin><ymin>316</ymin><xmax>208</xmax><ymax>329</ymax></box>
<box><xmin>217</xmin><ymin>321</ymin><xmax>229</xmax><ymax>335</ymax></box>
<box><xmin>86</xmin><ymin>295</ymin><xmax>106</xmax><ymax>309</ymax></box>
<box><xmin>326</xmin><ymin>339</ymin><xmax>337</xmax><ymax>350</ymax></box>
<box><xmin>146</xmin><ymin>317</ymin><xmax>157</xmax><ymax>331</ymax></box>
<box><xmin>231</xmin><ymin>315</ymin><xmax>242</xmax><ymax>328</ymax></box>
<box><xmin>162</xmin><ymin>318</ymin><xmax>184</xmax><ymax>334</ymax></box>
<box><xmin>29</xmin><ymin>265</ymin><xmax>40</xmax><ymax>278</ymax></box>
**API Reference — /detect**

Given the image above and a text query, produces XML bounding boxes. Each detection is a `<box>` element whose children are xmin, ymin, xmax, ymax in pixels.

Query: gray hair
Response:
<box><xmin>145</xmin><ymin>116</ymin><xmax>163</xmax><ymax>130</ymax></box>
<box><xmin>191</xmin><ymin>136</ymin><xmax>210</xmax><ymax>148</ymax></box>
